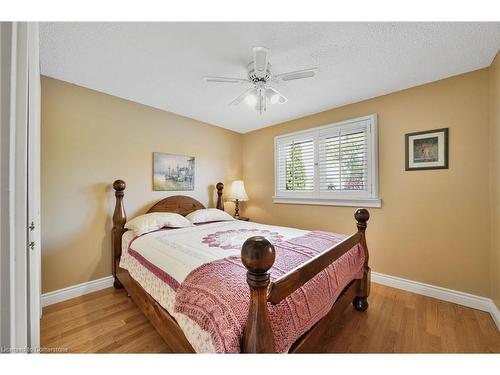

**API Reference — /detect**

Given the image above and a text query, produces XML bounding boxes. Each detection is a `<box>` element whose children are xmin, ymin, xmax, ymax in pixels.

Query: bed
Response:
<box><xmin>111</xmin><ymin>179</ymin><xmax>371</xmax><ymax>353</ymax></box>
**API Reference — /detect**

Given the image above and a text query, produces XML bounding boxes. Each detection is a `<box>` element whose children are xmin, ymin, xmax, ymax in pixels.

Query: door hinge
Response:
<box><xmin>28</xmin><ymin>241</ymin><xmax>35</xmax><ymax>250</ymax></box>
<box><xmin>28</xmin><ymin>221</ymin><xmax>35</xmax><ymax>231</ymax></box>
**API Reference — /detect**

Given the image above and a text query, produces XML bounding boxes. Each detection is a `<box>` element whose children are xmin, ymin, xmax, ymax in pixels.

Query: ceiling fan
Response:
<box><xmin>204</xmin><ymin>47</ymin><xmax>318</xmax><ymax>114</ymax></box>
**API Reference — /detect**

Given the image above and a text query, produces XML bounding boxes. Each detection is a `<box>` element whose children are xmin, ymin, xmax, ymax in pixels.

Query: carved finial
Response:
<box><xmin>216</xmin><ymin>182</ymin><xmax>224</xmax><ymax>192</ymax></box>
<box><xmin>241</xmin><ymin>236</ymin><xmax>276</xmax><ymax>352</ymax></box>
<box><xmin>355</xmin><ymin>208</ymin><xmax>370</xmax><ymax>231</ymax></box>
<box><xmin>241</xmin><ymin>236</ymin><xmax>275</xmax><ymax>275</ymax></box>
<box><xmin>113</xmin><ymin>179</ymin><xmax>126</xmax><ymax>192</ymax></box>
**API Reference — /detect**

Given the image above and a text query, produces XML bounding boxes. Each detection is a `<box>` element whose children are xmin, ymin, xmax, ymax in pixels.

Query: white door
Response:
<box><xmin>27</xmin><ymin>22</ymin><xmax>41</xmax><ymax>351</ymax></box>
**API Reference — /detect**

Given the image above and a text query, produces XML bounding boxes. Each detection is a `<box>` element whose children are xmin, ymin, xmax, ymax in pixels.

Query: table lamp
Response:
<box><xmin>229</xmin><ymin>180</ymin><xmax>249</xmax><ymax>219</ymax></box>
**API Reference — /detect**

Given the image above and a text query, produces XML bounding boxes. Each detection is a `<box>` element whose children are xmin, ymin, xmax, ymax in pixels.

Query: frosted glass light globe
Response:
<box><xmin>245</xmin><ymin>94</ymin><xmax>258</xmax><ymax>106</ymax></box>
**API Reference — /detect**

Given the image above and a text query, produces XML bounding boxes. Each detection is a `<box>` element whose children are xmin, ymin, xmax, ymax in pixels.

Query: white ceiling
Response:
<box><xmin>39</xmin><ymin>22</ymin><xmax>500</xmax><ymax>133</ymax></box>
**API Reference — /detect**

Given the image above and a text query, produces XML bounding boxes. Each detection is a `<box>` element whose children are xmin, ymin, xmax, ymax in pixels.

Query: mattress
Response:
<box><xmin>119</xmin><ymin>220</ymin><xmax>364</xmax><ymax>353</ymax></box>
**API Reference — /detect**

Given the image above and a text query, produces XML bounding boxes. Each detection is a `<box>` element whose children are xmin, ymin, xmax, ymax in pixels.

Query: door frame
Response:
<box><xmin>0</xmin><ymin>21</ymin><xmax>40</xmax><ymax>352</ymax></box>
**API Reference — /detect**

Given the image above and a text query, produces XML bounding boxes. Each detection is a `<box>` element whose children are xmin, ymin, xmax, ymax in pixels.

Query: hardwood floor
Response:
<box><xmin>40</xmin><ymin>283</ymin><xmax>500</xmax><ymax>353</ymax></box>
<box><xmin>40</xmin><ymin>287</ymin><xmax>170</xmax><ymax>353</ymax></box>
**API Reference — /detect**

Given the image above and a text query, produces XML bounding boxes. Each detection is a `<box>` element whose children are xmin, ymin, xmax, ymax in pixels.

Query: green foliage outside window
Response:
<box><xmin>286</xmin><ymin>143</ymin><xmax>307</xmax><ymax>190</ymax></box>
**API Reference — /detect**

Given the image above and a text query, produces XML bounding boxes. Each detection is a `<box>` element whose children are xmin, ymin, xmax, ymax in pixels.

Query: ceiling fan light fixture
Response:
<box><xmin>204</xmin><ymin>47</ymin><xmax>317</xmax><ymax>113</ymax></box>
<box><xmin>245</xmin><ymin>93</ymin><xmax>258</xmax><ymax>106</ymax></box>
<box><xmin>266</xmin><ymin>87</ymin><xmax>285</xmax><ymax>105</ymax></box>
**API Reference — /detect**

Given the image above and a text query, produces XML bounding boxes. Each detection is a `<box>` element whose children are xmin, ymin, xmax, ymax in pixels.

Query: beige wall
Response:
<box><xmin>242</xmin><ymin>69</ymin><xmax>492</xmax><ymax>297</ymax></box>
<box><xmin>41</xmin><ymin>77</ymin><xmax>242</xmax><ymax>293</ymax></box>
<box><xmin>490</xmin><ymin>53</ymin><xmax>500</xmax><ymax>309</ymax></box>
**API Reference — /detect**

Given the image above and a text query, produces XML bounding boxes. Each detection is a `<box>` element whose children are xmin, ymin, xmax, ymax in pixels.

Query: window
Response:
<box><xmin>274</xmin><ymin>114</ymin><xmax>380</xmax><ymax>207</ymax></box>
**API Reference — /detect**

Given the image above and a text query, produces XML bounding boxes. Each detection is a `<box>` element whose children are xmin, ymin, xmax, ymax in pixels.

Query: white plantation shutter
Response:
<box><xmin>274</xmin><ymin>115</ymin><xmax>380</xmax><ymax>207</ymax></box>
<box><xmin>276</xmin><ymin>135</ymin><xmax>315</xmax><ymax>192</ymax></box>
<box><xmin>318</xmin><ymin>122</ymin><xmax>369</xmax><ymax>193</ymax></box>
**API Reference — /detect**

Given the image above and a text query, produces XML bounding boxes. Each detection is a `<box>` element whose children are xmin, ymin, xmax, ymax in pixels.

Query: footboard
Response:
<box><xmin>240</xmin><ymin>209</ymin><xmax>370</xmax><ymax>353</ymax></box>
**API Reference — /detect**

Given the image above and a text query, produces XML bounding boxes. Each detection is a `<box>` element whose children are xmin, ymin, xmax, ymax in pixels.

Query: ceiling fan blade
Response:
<box><xmin>274</xmin><ymin>67</ymin><xmax>318</xmax><ymax>82</ymax></box>
<box><xmin>253</xmin><ymin>46</ymin><xmax>269</xmax><ymax>78</ymax></box>
<box><xmin>267</xmin><ymin>87</ymin><xmax>288</xmax><ymax>104</ymax></box>
<box><xmin>277</xmin><ymin>94</ymin><xmax>288</xmax><ymax>104</ymax></box>
<box><xmin>204</xmin><ymin>76</ymin><xmax>249</xmax><ymax>84</ymax></box>
<box><xmin>229</xmin><ymin>87</ymin><xmax>256</xmax><ymax>106</ymax></box>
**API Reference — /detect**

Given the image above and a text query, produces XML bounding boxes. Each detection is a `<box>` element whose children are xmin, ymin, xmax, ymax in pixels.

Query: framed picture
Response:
<box><xmin>405</xmin><ymin>128</ymin><xmax>449</xmax><ymax>171</ymax></box>
<box><xmin>153</xmin><ymin>152</ymin><xmax>195</xmax><ymax>191</ymax></box>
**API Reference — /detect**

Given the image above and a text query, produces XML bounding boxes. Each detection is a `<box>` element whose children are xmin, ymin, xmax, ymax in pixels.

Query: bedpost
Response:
<box><xmin>241</xmin><ymin>236</ymin><xmax>276</xmax><ymax>353</ymax></box>
<box><xmin>112</xmin><ymin>179</ymin><xmax>127</xmax><ymax>289</ymax></box>
<box><xmin>216</xmin><ymin>182</ymin><xmax>224</xmax><ymax>210</ymax></box>
<box><xmin>353</xmin><ymin>208</ymin><xmax>370</xmax><ymax>311</ymax></box>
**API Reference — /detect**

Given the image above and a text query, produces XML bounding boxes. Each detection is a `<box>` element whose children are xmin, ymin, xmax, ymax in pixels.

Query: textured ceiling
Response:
<box><xmin>39</xmin><ymin>22</ymin><xmax>500</xmax><ymax>133</ymax></box>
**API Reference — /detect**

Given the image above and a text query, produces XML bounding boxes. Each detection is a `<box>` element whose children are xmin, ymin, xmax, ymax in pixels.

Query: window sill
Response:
<box><xmin>272</xmin><ymin>196</ymin><xmax>382</xmax><ymax>208</ymax></box>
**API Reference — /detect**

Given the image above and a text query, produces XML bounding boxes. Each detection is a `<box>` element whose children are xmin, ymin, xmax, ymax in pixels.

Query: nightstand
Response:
<box><xmin>237</xmin><ymin>217</ymin><xmax>250</xmax><ymax>221</ymax></box>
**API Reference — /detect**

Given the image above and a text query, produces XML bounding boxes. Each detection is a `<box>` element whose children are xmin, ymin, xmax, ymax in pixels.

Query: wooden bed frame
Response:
<box><xmin>111</xmin><ymin>179</ymin><xmax>371</xmax><ymax>353</ymax></box>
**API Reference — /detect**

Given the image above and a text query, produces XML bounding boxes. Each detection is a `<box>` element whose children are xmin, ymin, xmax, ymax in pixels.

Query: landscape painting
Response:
<box><xmin>153</xmin><ymin>152</ymin><xmax>195</xmax><ymax>191</ymax></box>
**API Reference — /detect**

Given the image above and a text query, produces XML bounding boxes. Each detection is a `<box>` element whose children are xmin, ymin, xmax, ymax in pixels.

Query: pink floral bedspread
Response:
<box><xmin>175</xmin><ymin>231</ymin><xmax>365</xmax><ymax>353</ymax></box>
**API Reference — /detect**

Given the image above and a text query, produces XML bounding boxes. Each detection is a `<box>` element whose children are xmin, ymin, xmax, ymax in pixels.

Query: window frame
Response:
<box><xmin>273</xmin><ymin>114</ymin><xmax>381</xmax><ymax>208</ymax></box>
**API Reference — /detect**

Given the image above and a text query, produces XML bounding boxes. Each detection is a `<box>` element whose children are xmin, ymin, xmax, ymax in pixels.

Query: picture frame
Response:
<box><xmin>153</xmin><ymin>152</ymin><xmax>195</xmax><ymax>191</ymax></box>
<box><xmin>405</xmin><ymin>128</ymin><xmax>449</xmax><ymax>171</ymax></box>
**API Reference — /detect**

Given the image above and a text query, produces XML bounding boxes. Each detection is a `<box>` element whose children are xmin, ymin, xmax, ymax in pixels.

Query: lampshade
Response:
<box><xmin>229</xmin><ymin>180</ymin><xmax>249</xmax><ymax>201</ymax></box>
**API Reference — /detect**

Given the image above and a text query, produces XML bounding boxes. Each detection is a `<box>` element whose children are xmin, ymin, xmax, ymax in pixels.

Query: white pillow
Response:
<box><xmin>185</xmin><ymin>208</ymin><xmax>235</xmax><ymax>224</ymax></box>
<box><xmin>125</xmin><ymin>212</ymin><xmax>192</xmax><ymax>235</ymax></box>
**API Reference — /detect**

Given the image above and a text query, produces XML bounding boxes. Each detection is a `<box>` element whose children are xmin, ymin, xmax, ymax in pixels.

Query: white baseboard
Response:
<box><xmin>41</xmin><ymin>275</ymin><xmax>114</xmax><ymax>307</ymax></box>
<box><xmin>372</xmin><ymin>271</ymin><xmax>500</xmax><ymax>331</ymax></box>
<box><xmin>489</xmin><ymin>300</ymin><xmax>500</xmax><ymax>331</ymax></box>
<box><xmin>371</xmin><ymin>272</ymin><xmax>491</xmax><ymax>311</ymax></box>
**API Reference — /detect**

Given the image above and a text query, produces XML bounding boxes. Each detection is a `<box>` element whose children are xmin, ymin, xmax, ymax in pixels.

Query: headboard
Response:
<box><xmin>147</xmin><ymin>196</ymin><xmax>205</xmax><ymax>216</ymax></box>
<box><xmin>146</xmin><ymin>181</ymin><xmax>224</xmax><ymax>216</ymax></box>
<box><xmin>111</xmin><ymin>180</ymin><xmax>225</xmax><ymax>279</ymax></box>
